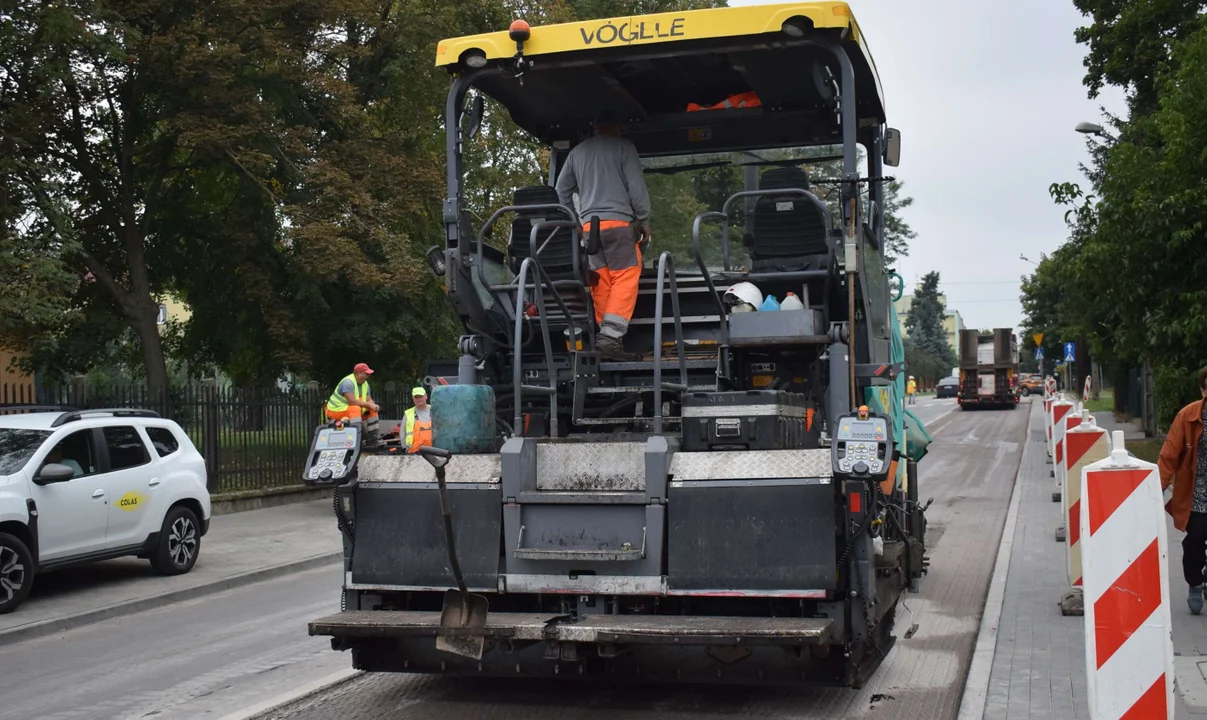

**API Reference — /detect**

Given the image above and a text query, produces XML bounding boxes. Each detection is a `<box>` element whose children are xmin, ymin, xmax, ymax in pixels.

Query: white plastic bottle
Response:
<box><xmin>780</xmin><ymin>292</ymin><xmax>805</xmax><ymax>311</ymax></box>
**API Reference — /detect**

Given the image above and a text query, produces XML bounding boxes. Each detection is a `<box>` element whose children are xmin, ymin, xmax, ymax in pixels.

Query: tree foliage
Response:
<box><xmin>1</xmin><ymin>0</ymin><xmax>918</xmax><ymax>391</ymax></box>
<box><xmin>905</xmin><ymin>271</ymin><xmax>954</xmax><ymax>369</ymax></box>
<box><xmin>1027</xmin><ymin>5</ymin><xmax>1207</xmax><ymax>429</ymax></box>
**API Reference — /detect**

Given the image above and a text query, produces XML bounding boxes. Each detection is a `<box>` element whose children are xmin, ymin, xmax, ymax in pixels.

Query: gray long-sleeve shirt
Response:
<box><xmin>555</xmin><ymin>134</ymin><xmax>651</xmax><ymax>224</ymax></box>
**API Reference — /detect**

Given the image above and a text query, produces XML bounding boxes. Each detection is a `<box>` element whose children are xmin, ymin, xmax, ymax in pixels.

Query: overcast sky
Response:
<box><xmin>729</xmin><ymin>0</ymin><xmax>1126</xmax><ymax>332</ymax></box>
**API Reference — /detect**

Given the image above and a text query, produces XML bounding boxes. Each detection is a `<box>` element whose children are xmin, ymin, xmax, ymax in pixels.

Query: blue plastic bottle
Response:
<box><xmin>759</xmin><ymin>294</ymin><xmax>781</xmax><ymax>311</ymax></box>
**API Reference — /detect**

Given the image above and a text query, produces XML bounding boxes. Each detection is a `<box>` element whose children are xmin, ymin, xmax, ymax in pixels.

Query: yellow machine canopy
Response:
<box><xmin>435</xmin><ymin>3</ymin><xmax>887</xmax><ymax>157</ymax></box>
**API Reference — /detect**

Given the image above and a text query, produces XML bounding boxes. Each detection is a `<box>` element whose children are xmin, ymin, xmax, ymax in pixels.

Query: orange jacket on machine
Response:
<box><xmin>686</xmin><ymin>91</ymin><xmax>762</xmax><ymax>112</ymax></box>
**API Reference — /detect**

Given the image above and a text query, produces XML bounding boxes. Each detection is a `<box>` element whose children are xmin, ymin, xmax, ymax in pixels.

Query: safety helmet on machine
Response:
<box><xmin>723</xmin><ymin>282</ymin><xmax>762</xmax><ymax>313</ymax></box>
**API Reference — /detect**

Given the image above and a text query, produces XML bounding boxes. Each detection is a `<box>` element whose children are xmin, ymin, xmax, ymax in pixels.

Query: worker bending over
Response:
<box><xmin>404</xmin><ymin>386</ymin><xmax>433</xmax><ymax>454</ymax></box>
<box><xmin>556</xmin><ymin>108</ymin><xmax>652</xmax><ymax>360</ymax></box>
<box><xmin>326</xmin><ymin>362</ymin><xmax>381</xmax><ymax>446</ymax></box>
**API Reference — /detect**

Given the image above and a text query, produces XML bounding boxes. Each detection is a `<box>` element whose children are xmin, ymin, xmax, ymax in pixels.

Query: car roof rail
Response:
<box><xmin>50</xmin><ymin>408</ymin><xmax>162</xmax><ymax>427</ymax></box>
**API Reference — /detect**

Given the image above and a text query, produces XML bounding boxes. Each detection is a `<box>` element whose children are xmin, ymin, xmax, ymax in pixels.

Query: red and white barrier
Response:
<box><xmin>1062</xmin><ymin>411</ymin><xmax>1109</xmax><ymax>593</ymax></box>
<box><xmin>1050</xmin><ymin>398</ymin><xmax>1075</xmax><ymax>502</ymax></box>
<box><xmin>1081</xmin><ymin>431</ymin><xmax>1174</xmax><ymax>720</ymax></box>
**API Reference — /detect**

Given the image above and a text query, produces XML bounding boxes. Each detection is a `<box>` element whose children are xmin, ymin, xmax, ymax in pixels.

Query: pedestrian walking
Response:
<box><xmin>1158</xmin><ymin>365</ymin><xmax>1207</xmax><ymax>614</ymax></box>
<box><xmin>906</xmin><ymin>376</ymin><xmax>917</xmax><ymax>405</ymax></box>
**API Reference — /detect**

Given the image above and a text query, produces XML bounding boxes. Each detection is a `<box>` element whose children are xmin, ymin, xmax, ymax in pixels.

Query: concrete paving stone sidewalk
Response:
<box><xmin>976</xmin><ymin>400</ymin><xmax>1207</xmax><ymax>719</ymax></box>
<box><xmin>0</xmin><ymin>499</ymin><xmax>342</xmax><ymax>645</ymax></box>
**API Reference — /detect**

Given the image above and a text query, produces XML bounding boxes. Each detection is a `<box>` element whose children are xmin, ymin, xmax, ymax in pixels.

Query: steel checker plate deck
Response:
<box><xmin>669</xmin><ymin>448</ymin><xmax>832</xmax><ymax>481</ymax></box>
<box><xmin>357</xmin><ymin>453</ymin><xmax>501</xmax><ymax>483</ymax></box>
<box><xmin>310</xmin><ymin>611</ymin><xmax>832</xmax><ymax>644</ymax></box>
<box><xmin>535</xmin><ymin>442</ymin><xmax>646</xmax><ymax>491</ymax></box>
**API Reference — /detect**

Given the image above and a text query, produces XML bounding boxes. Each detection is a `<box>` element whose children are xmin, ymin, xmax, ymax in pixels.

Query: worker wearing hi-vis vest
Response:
<box><xmin>556</xmin><ymin>107</ymin><xmax>651</xmax><ymax>360</ymax></box>
<box><xmin>325</xmin><ymin>363</ymin><xmax>379</xmax><ymax>423</ymax></box>
<box><xmin>906</xmin><ymin>376</ymin><xmax>918</xmax><ymax>405</ymax></box>
<box><xmin>404</xmin><ymin>386</ymin><xmax>433</xmax><ymax>453</ymax></box>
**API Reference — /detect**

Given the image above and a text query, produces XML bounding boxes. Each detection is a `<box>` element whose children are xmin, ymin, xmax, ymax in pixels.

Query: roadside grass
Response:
<box><xmin>1083</xmin><ymin>391</ymin><xmax>1114</xmax><ymax>415</ymax></box>
<box><xmin>1127</xmin><ymin>438</ymin><xmax>1163</xmax><ymax>464</ymax></box>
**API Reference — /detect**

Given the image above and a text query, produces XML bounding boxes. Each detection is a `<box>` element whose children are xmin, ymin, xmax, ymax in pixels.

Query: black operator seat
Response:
<box><xmin>748</xmin><ymin>167</ymin><xmax>833</xmax><ymax>272</ymax></box>
<box><xmin>508</xmin><ymin>185</ymin><xmax>577</xmax><ymax>277</ymax></box>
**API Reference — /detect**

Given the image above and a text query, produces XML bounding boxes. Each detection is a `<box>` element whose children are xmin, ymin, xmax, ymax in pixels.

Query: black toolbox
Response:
<box><xmin>680</xmin><ymin>390</ymin><xmax>819</xmax><ymax>451</ymax></box>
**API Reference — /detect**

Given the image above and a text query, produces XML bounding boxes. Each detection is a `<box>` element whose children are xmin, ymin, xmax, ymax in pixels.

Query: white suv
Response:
<box><xmin>0</xmin><ymin>408</ymin><xmax>212</xmax><ymax>613</ymax></box>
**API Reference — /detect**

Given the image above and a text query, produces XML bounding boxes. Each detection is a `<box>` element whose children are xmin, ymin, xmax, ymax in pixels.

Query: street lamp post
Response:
<box><xmin>1075</xmin><ymin>121</ymin><xmax>1118</xmax><ymax>143</ymax></box>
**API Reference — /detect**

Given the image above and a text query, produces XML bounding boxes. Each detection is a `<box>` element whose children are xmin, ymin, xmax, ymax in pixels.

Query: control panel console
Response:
<box><xmin>832</xmin><ymin>410</ymin><xmax>892</xmax><ymax>480</ymax></box>
<box><xmin>303</xmin><ymin>423</ymin><xmax>362</xmax><ymax>486</ymax></box>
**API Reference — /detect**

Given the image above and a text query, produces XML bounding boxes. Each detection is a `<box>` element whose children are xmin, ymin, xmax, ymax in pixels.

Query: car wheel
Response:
<box><xmin>0</xmin><ymin>533</ymin><xmax>34</xmax><ymax>614</ymax></box>
<box><xmin>150</xmin><ymin>506</ymin><xmax>201</xmax><ymax>576</ymax></box>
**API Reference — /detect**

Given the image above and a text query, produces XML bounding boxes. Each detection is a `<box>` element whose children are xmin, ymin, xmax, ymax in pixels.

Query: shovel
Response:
<box><xmin>417</xmin><ymin>446</ymin><xmax>489</xmax><ymax>659</ymax></box>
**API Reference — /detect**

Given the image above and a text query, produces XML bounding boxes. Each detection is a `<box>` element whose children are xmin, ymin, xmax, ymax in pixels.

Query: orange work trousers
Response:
<box><xmin>585</xmin><ymin>220</ymin><xmax>642</xmax><ymax>338</ymax></box>
<box><xmin>325</xmin><ymin>406</ymin><xmax>378</xmax><ymax>422</ymax></box>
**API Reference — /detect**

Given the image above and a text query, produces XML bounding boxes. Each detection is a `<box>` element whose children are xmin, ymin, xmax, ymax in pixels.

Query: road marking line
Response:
<box><xmin>217</xmin><ymin>667</ymin><xmax>362</xmax><ymax>720</ymax></box>
<box><xmin>955</xmin><ymin>401</ymin><xmax>1031</xmax><ymax>720</ymax></box>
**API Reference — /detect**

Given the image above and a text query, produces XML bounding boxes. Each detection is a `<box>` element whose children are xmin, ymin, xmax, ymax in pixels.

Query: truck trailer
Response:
<box><xmin>302</xmin><ymin>3</ymin><xmax>932</xmax><ymax>689</ymax></box>
<box><xmin>957</xmin><ymin>329</ymin><xmax>1019</xmax><ymax>410</ymax></box>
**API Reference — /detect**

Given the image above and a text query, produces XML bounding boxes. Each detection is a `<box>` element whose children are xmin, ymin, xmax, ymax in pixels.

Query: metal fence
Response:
<box><xmin>1</xmin><ymin>381</ymin><xmax>416</xmax><ymax>494</ymax></box>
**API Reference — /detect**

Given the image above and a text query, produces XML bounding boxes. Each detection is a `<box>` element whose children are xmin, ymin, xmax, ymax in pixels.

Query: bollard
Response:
<box><xmin>1055</xmin><ymin>406</ymin><xmax>1090</xmax><ymax>508</ymax></box>
<box><xmin>1058</xmin><ymin>410</ymin><xmax>1110</xmax><ymax>615</ymax></box>
<box><xmin>1044</xmin><ymin>396</ymin><xmax>1057</xmax><ymax>461</ymax></box>
<box><xmin>1050</xmin><ymin>398</ymin><xmax>1075</xmax><ymax>500</ymax></box>
<box><xmin>1081</xmin><ymin>430</ymin><xmax>1174</xmax><ymax>720</ymax></box>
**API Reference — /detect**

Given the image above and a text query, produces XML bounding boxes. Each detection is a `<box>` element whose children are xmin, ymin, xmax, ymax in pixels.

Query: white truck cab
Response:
<box><xmin>0</xmin><ymin>408</ymin><xmax>211</xmax><ymax>613</ymax></box>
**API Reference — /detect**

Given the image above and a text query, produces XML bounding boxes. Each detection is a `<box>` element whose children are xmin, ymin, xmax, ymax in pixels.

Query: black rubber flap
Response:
<box><xmin>668</xmin><ymin>480</ymin><xmax>837</xmax><ymax>591</ymax></box>
<box><xmin>351</xmin><ymin>484</ymin><xmax>501</xmax><ymax>591</ymax></box>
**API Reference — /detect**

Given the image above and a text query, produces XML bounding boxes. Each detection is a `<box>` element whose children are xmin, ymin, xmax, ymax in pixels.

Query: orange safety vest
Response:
<box><xmin>405</xmin><ymin>407</ymin><xmax>433</xmax><ymax>453</ymax></box>
<box><xmin>686</xmin><ymin>91</ymin><xmax>762</xmax><ymax>112</ymax></box>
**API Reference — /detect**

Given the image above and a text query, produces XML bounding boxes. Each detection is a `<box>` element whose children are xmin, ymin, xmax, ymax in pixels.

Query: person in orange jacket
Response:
<box><xmin>1158</xmin><ymin>366</ymin><xmax>1207</xmax><ymax>614</ymax></box>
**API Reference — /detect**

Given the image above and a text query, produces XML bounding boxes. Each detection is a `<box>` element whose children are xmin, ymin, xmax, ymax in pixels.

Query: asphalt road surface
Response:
<box><xmin>0</xmin><ymin>564</ymin><xmax>346</xmax><ymax>720</ymax></box>
<box><xmin>256</xmin><ymin>396</ymin><xmax>1026</xmax><ymax>720</ymax></box>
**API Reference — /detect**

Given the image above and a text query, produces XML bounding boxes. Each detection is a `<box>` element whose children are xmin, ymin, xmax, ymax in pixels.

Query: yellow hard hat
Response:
<box><xmin>411</xmin><ymin>386</ymin><xmax>427</xmax><ymax>397</ymax></box>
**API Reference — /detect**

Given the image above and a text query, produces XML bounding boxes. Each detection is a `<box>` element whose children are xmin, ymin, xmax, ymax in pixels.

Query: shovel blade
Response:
<box><xmin>435</xmin><ymin>588</ymin><xmax>489</xmax><ymax>660</ymax></box>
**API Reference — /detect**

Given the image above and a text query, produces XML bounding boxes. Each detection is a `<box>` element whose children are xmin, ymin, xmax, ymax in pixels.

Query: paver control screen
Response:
<box><xmin>833</xmin><ymin>416</ymin><xmax>890</xmax><ymax>477</ymax></box>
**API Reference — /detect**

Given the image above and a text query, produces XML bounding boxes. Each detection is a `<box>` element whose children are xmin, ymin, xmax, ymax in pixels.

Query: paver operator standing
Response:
<box><xmin>556</xmin><ymin>108</ymin><xmax>652</xmax><ymax>360</ymax></box>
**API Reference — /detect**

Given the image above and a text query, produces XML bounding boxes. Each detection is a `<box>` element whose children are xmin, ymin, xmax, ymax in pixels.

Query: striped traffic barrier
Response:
<box><xmin>1055</xmin><ymin>406</ymin><xmax>1090</xmax><ymax>511</ymax></box>
<box><xmin>1081</xmin><ymin>430</ymin><xmax>1174</xmax><ymax>720</ymax></box>
<box><xmin>1050</xmin><ymin>398</ymin><xmax>1075</xmax><ymax>501</ymax></box>
<box><xmin>1059</xmin><ymin>410</ymin><xmax>1110</xmax><ymax>616</ymax></box>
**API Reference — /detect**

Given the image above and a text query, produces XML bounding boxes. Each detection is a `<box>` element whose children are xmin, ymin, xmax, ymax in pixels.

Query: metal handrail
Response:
<box><xmin>652</xmin><ymin>251</ymin><xmax>690</xmax><ymax>435</ymax></box>
<box><xmin>691</xmin><ymin>212</ymin><xmax>730</xmax><ymax>345</ymax></box>
<box><xmin>511</xmin><ymin>256</ymin><xmax>565</xmax><ymax>439</ymax></box>
<box><xmin>473</xmin><ymin>202</ymin><xmax>581</xmax><ymax>337</ymax></box>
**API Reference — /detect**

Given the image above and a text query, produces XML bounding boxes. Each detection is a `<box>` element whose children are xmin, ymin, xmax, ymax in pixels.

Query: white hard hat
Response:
<box><xmin>909</xmin><ymin>375</ymin><xmax>915</xmax><ymax>380</ymax></box>
<box><xmin>723</xmin><ymin>282</ymin><xmax>762</xmax><ymax>310</ymax></box>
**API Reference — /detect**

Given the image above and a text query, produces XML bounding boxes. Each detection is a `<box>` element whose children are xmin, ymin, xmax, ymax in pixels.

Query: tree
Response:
<box><xmin>903</xmin><ymin>337</ymin><xmax>949</xmax><ymax>386</ymax></box>
<box><xmin>905</xmin><ymin>271</ymin><xmax>954</xmax><ymax>368</ymax></box>
<box><xmin>1073</xmin><ymin>0</ymin><xmax>1205</xmax><ymax>116</ymax></box>
<box><xmin>1</xmin><ymin>0</ymin><xmax>508</xmax><ymax>387</ymax></box>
